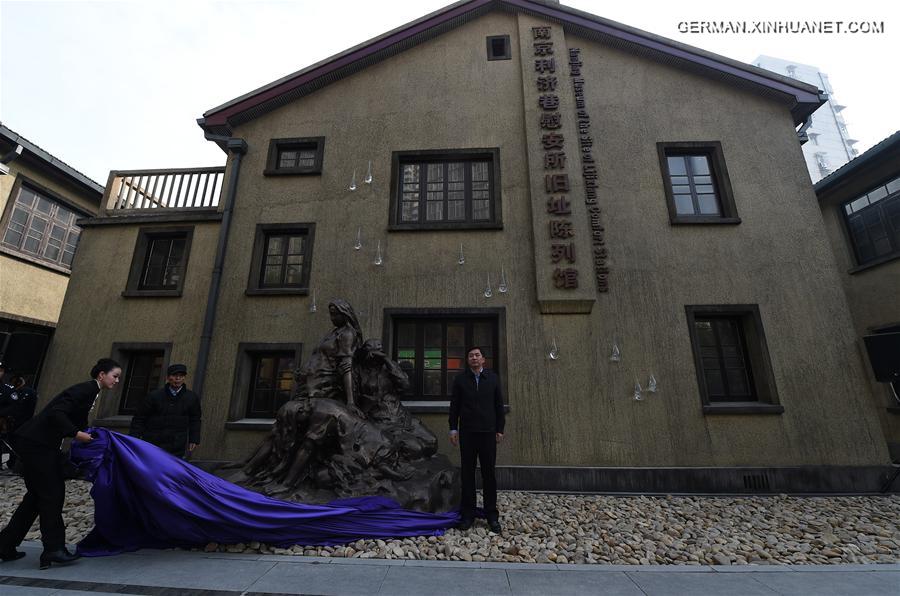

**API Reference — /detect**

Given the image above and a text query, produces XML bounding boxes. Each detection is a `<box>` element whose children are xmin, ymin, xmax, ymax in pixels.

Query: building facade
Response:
<box><xmin>0</xmin><ymin>123</ymin><xmax>103</xmax><ymax>384</ymax></box>
<box><xmin>815</xmin><ymin>131</ymin><xmax>900</xmax><ymax>463</ymax></box>
<box><xmin>40</xmin><ymin>1</ymin><xmax>893</xmax><ymax>491</ymax></box>
<box><xmin>753</xmin><ymin>55</ymin><xmax>858</xmax><ymax>183</ymax></box>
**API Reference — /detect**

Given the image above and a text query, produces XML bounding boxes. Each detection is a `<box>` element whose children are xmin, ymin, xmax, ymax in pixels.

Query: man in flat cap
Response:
<box><xmin>129</xmin><ymin>363</ymin><xmax>201</xmax><ymax>458</ymax></box>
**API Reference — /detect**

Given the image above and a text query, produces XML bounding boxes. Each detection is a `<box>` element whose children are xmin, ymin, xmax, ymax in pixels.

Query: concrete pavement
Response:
<box><xmin>0</xmin><ymin>541</ymin><xmax>898</xmax><ymax>595</ymax></box>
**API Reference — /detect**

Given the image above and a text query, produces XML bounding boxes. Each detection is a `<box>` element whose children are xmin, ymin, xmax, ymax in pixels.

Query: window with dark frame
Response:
<box><xmin>486</xmin><ymin>35</ymin><xmax>511</xmax><ymax>61</ymax></box>
<box><xmin>842</xmin><ymin>174</ymin><xmax>900</xmax><ymax>266</ymax></box>
<box><xmin>657</xmin><ymin>142</ymin><xmax>739</xmax><ymax>224</ymax></box>
<box><xmin>1</xmin><ymin>184</ymin><xmax>83</xmax><ymax>269</ymax></box>
<box><xmin>664</xmin><ymin>154</ymin><xmax>722</xmax><ymax>216</ymax></box>
<box><xmin>685</xmin><ymin>305</ymin><xmax>782</xmax><ymax>414</ymax></box>
<box><xmin>118</xmin><ymin>350</ymin><xmax>164</xmax><ymax>415</ymax></box>
<box><xmin>693</xmin><ymin>317</ymin><xmax>755</xmax><ymax>402</ymax></box>
<box><xmin>139</xmin><ymin>235</ymin><xmax>187</xmax><ymax>290</ymax></box>
<box><xmin>246</xmin><ymin>351</ymin><xmax>295</xmax><ymax>418</ymax></box>
<box><xmin>392</xmin><ymin>316</ymin><xmax>498</xmax><ymax>400</ymax></box>
<box><xmin>261</xmin><ymin>232</ymin><xmax>307</xmax><ymax>288</ymax></box>
<box><xmin>264</xmin><ymin>137</ymin><xmax>325</xmax><ymax>176</ymax></box>
<box><xmin>396</xmin><ymin>156</ymin><xmax>495</xmax><ymax>226</ymax></box>
<box><xmin>124</xmin><ymin>227</ymin><xmax>193</xmax><ymax>297</ymax></box>
<box><xmin>247</xmin><ymin>223</ymin><xmax>315</xmax><ymax>295</ymax></box>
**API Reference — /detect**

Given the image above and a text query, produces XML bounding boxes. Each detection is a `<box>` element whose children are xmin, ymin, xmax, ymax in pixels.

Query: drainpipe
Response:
<box><xmin>193</xmin><ymin>137</ymin><xmax>247</xmax><ymax>397</ymax></box>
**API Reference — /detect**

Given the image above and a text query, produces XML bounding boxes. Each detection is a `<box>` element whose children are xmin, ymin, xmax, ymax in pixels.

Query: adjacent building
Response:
<box><xmin>0</xmin><ymin>123</ymin><xmax>104</xmax><ymax>384</ymax></box>
<box><xmin>753</xmin><ymin>55</ymin><xmax>858</xmax><ymax>183</ymax></box>
<box><xmin>37</xmin><ymin>0</ymin><xmax>894</xmax><ymax>492</ymax></box>
<box><xmin>814</xmin><ymin>130</ymin><xmax>900</xmax><ymax>463</ymax></box>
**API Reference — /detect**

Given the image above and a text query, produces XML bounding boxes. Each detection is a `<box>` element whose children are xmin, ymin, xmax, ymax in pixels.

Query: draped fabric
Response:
<box><xmin>71</xmin><ymin>429</ymin><xmax>459</xmax><ymax>556</ymax></box>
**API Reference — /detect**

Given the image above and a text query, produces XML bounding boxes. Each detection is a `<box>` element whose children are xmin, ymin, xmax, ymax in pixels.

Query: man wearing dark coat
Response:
<box><xmin>448</xmin><ymin>346</ymin><xmax>505</xmax><ymax>534</ymax></box>
<box><xmin>129</xmin><ymin>363</ymin><xmax>201</xmax><ymax>457</ymax></box>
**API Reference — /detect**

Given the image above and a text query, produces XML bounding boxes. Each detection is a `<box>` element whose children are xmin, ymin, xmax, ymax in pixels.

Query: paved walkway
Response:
<box><xmin>0</xmin><ymin>541</ymin><xmax>898</xmax><ymax>595</ymax></box>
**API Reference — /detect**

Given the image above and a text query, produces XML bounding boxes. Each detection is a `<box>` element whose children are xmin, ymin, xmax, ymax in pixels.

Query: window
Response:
<box><xmin>246</xmin><ymin>351</ymin><xmax>296</xmax><ymax>418</ymax></box>
<box><xmin>842</xmin><ymin>175</ymin><xmax>900</xmax><ymax>267</ymax></box>
<box><xmin>389</xmin><ymin>313</ymin><xmax>500</xmax><ymax>401</ymax></box>
<box><xmin>140</xmin><ymin>236</ymin><xmax>186</xmax><ymax>290</ymax></box>
<box><xmin>264</xmin><ymin>137</ymin><xmax>325</xmax><ymax>175</ymax></box>
<box><xmin>119</xmin><ymin>350</ymin><xmax>165</xmax><ymax>414</ymax></box>
<box><xmin>389</xmin><ymin>150</ymin><xmax>502</xmax><ymax>230</ymax></box>
<box><xmin>657</xmin><ymin>142</ymin><xmax>739</xmax><ymax>224</ymax></box>
<box><xmin>685</xmin><ymin>305</ymin><xmax>782</xmax><ymax>414</ymax></box>
<box><xmin>227</xmin><ymin>342</ymin><xmax>302</xmax><ymax>424</ymax></box>
<box><xmin>123</xmin><ymin>227</ymin><xmax>193</xmax><ymax>297</ymax></box>
<box><xmin>105</xmin><ymin>342</ymin><xmax>172</xmax><ymax>420</ymax></box>
<box><xmin>0</xmin><ymin>182</ymin><xmax>84</xmax><ymax>271</ymax></box>
<box><xmin>246</xmin><ymin>223</ymin><xmax>315</xmax><ymax>295</ymax></box>
<box><xmin>486</xmin><ymin>35</ymin><xmax>511</xmax><ymax>61</ymax></box>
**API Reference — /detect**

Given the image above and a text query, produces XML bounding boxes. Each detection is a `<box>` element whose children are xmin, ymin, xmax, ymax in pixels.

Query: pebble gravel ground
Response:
<box><xmin>2</xmin><ymin>474</ymin><xmax>897</xmax><ymax>565</ymax></box>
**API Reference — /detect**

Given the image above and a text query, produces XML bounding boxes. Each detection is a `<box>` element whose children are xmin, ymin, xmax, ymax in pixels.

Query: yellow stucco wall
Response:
<box><xmin>0</xmin><ymin>157</ymin><xmax>99</xmax><ymax>325</ymax></box>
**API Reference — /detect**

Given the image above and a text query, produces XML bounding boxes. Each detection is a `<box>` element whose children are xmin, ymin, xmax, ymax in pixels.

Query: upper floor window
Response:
<box><xmin>264</xmin><ymin>137</ymin><xmax>325</xmax><ymax>176</ymax></box>
<box><xmin>141</xmin><ymin>236</ymin><xmax>187</xmax><ymax>290</ymax></box>
<box><xmin>389</xmin><ymin>150</ymin><xmax>502</xmax><ymax>231</ymax></box>
<box><xmin>843</xmin><ymin>175</ymin><xmax>900</xmax><ymax>267</ymax></box>
<box><xmin>486</xmin><ymin>35</ymin><xmax>511</xmax><ymax>61</ymax></box>
<box><xmin>246</xmin><ymin>223</ymin><xmax>315</xmax><ymax>295</ymax></box>
<box><xmin>123</xmin><ymin>226</ymin><xmax>193</xmax><ymax>297</ymax></box>
<box><xmin>657</xmin><ymin>142</ymin><xmax>740</xmax><ymax>225</ymax></box>
<box><xmin>1</xmin><ymin>183</ymin><xmax>83</xmax><ymax>270</ymax></box>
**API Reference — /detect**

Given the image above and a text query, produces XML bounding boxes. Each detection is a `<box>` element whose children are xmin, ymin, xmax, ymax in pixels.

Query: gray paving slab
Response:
<box><xmin>709</xmin><ymin>563</ymin><xmax>795</xmax><ymax>573</ymax></box>
<box><xmin>507</xmin><ymin>569</ymin><xmax>644</xmax><ymax>595</ymax></box>
<box><xmin>626</xmin><ymin>570</ymin><xmax>781</xmax><ymax>595</ymax></box>
<box><xmin>752</xmin><ymin>570</ymin><xmax>900</xmax><ymax>596</ymax></box>
<box><xmin>248</xmin><ymin>560</ymin><xmax>389</xmax><ymax>595</ymax></box>
<box><xmin>788</xmin><ymin>563</ymin><xmax>900</xmax><ymax>572</ymax></box>
<box><xmin>126</xmin><ymin>557</ymin><xmax>276</xmax><ymax>591</ymax></box>
<box><xmin>377</xmin><ymin>565</ymin><xmax>512</xmax><ymax>595</ymax></box>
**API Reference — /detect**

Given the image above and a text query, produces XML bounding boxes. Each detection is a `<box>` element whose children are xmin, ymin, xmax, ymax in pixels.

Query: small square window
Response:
<box><xmin>264</xmin><ymin>137</ymin><xmax>325</xmax><ymax>176</ymax></box>
<box><xmin>657</xmin><ymin>142</ymin><xmax>740</xmax><ymax>225</ymax></box>
<box><xmin>246</xmin><ymin>223</ymin><xmax>315</xmax><ymax>295</ymax></box>
<box><xmin>123</xmin><ymin>227</ymin><xmax>193</xmax><ymax>297</ymax></box>
<box><xmin>486</xmin><ymin>35</ymin><xmax>511</xmax><ymax>61</ymax></box>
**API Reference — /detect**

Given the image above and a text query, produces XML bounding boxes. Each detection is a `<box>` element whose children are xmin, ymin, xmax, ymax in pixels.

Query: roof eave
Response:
<box><xmin>199</xmin><ymin>0</ymin><xmax>825</xmax><ymax>134</ymax></box>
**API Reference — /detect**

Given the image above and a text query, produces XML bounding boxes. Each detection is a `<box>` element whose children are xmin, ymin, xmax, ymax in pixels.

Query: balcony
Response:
<box><xmin>101</xmin><ymin>167</ymin><xmax>225</xmax><ymax>217</ymax></box>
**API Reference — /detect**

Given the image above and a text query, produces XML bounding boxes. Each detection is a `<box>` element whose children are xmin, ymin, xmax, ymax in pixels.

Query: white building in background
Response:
<box><xmin>754</xmin><ymin>55</ymin><xmax>858</xmax><ymax>183</ymax></box>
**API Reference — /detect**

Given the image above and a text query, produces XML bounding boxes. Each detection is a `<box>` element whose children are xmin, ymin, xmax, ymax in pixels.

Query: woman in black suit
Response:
<box><xmin>0</xmin><ymin>358</ymin><xmax>121</xmax><ymax>569</ymax></box>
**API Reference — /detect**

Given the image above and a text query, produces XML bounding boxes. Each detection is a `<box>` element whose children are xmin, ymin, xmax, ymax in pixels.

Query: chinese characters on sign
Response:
<box><xmin>534</xmin><ymin>26</ymin><xmax>578</xmax><ymax>290</ymax></box>
<box><xmin>569</xmin><ymin>48</ymin><xmax>609</xmax><ymax>293</ymax></box>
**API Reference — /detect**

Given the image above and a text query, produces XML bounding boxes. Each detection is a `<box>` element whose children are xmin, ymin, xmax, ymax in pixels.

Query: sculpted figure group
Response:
<box><xmin>238</xmin><ymin>299</ymin><xmax>456</xmax><ymax>511</ymax></box>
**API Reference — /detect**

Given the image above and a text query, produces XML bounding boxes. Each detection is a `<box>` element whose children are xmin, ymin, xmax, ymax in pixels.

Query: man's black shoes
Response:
<box><xmin>0</xmin><ymin>550</ymin><xmax>26</xmax><ymax>562</ymax></box>
<box><xmin>488</xmin><ymin>519</ymin><xmax>502</xmax><ymax>534</ymax></box>
<box><xmin>39</xmin><ymin>548</ymin><xmax>80</xmax><ymax>570</ymax></box>
<box><xmin>457</xmin><ymin>518</ymin><xmax>474</xmax><ymax>531</ymax></box>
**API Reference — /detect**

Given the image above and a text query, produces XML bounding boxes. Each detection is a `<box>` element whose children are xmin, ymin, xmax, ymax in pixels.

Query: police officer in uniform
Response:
<box><xmin>0</xmin><ymin>373</ymin><xmax>38</xmax><ymax>471</ymax></box>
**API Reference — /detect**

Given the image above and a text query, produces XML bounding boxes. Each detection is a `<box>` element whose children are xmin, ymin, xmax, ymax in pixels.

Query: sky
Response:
<box><xmin>1</xmin><ymin>0</ymin><xmax>897</xmax><ymax>184</ymax></box>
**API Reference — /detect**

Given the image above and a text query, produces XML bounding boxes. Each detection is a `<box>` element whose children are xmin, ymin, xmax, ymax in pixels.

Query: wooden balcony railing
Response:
<box><xmin>104</xmin><ymin>167</ymin><xmax>225</xmax><ymax>212</ymax></box>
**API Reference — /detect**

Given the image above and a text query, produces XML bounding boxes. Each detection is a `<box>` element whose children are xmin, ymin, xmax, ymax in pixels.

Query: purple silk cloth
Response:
<box><xmin>70</xmin><ymin>428</ymin><xmax>459</xmax><ymax>556</ymax></box>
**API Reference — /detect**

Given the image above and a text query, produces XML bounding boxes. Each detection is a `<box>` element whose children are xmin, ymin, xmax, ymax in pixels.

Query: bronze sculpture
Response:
<box><xmin>230</xmin><ymin>299</ymin><xmax>458</xmax><ymax>512</ymax></box>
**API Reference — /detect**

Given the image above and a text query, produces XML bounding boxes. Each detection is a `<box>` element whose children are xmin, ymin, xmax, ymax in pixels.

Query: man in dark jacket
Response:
<box><xmin>129</xmin><ymin>364</ymin><xmax>201</xmax><ymax>457</ymax></box>
<box><xmin>448</xmin><ymin>346</ymin><xmax>505</xmax><ymax>533</ymax></box>
<box><xmin>0</xmin><ymin>374</ymin><xmax>38</xmax><ymax>471</ymax></box>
